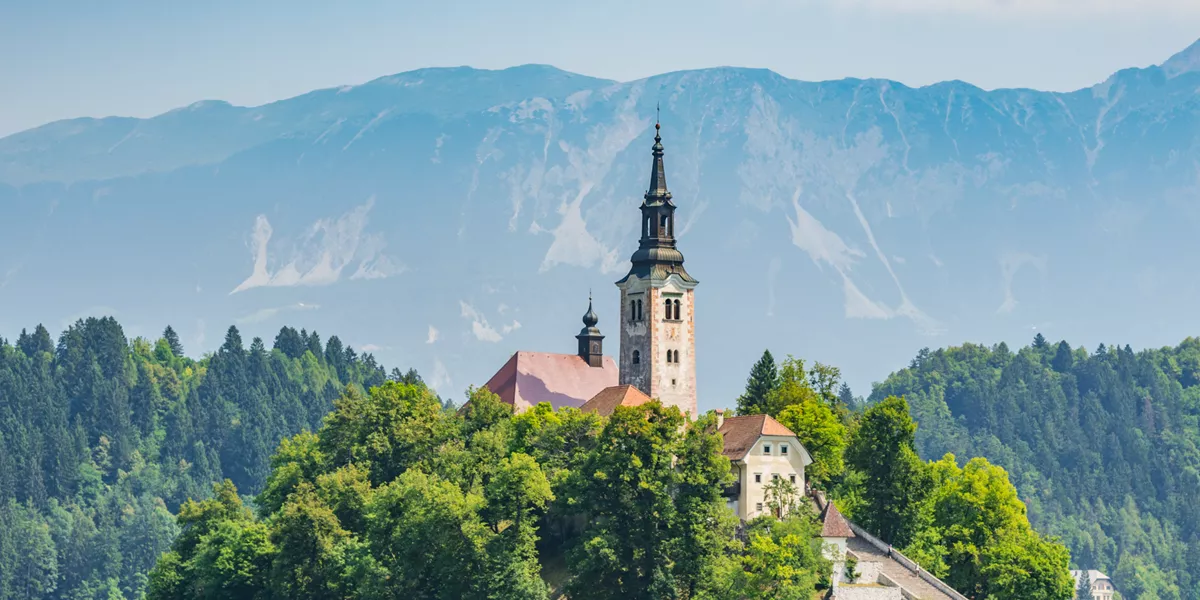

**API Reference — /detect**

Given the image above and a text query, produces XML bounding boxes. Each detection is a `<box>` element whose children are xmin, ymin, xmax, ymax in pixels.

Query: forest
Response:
<box><xmin>0</xmin><ymin>317</ymin><xmax>394</xmax><ymax>599</ymax></box>
<box><xmin>874</xmin><ymin>335</ymin><xmax>1200</xmax><ymax>600</ymax></box>
<box><xmin>1</xmin><ymin>317</ymin><xmax>1075</xmax><ymax>600</ymax></box>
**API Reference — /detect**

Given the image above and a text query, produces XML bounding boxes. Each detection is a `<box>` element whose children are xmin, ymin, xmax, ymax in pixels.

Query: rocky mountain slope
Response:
<box><xmin>3</xmin><ymin>42</ymin><xmax>1200</xmax><ymax>404</ymax></box>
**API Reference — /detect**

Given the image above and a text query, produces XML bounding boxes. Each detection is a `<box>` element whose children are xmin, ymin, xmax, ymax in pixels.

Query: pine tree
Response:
<box><xmin>273</xmin><ymin>327</ymin><xmax>305</xmax><ymax>359</ymax></box>
<box><xmin>1033</xmin><ymin>333</ymin><xmax>1048</xmax><ymax>349</ymax></box>
<box><xmin>162</xmin><ymin>325</ymin><xmax>184</xmax><ymax>357</ymax></box>
<box><xmin>737</xmin><ymin>350</ymin><xmax>778</xmax><ymax>416</ymax></box>
<box><xmin>1052</xmin><ymin>341</ymin><xmax>1074</xmax><ymax>373</ymax></box>
<box><xmin>1076</xmin><ymin>570</ymin><xmax>1091</xmax><ymax>599</ymax></box>
<box><xmin>837</xmin><ymin>382</ymin><xmax>855</xmax><ymax>410</ymax></box>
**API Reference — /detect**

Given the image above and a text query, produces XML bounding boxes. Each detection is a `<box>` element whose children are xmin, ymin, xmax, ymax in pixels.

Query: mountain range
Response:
<box><xmin>4</xmin><ymin>39</ymin><xmax>1200</xmax><ymax>406</ymax></box>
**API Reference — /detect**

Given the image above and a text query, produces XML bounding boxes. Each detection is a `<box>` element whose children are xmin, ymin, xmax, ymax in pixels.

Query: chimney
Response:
<box><xmin>715</xmin><ymin>408</ymin><xmax>725</xmax><ymax>429</ymax></box>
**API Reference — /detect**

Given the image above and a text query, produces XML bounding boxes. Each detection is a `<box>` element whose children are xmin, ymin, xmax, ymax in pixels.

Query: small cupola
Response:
<box><xmin>576</xmin><ymin>293</ymin><xmax>605</xmax><ymax>368</ymax></box>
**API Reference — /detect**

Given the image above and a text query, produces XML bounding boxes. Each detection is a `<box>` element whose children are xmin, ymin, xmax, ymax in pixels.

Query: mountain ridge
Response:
<box><xmin>4</xmin><ymin>38</ymin><xmax>1200</xmax><ymax>414</ymax></box>
<box><xmin>5</xmin><ymin>37</ymin><xmax>1198</xmax><ymax>187</ymax></box>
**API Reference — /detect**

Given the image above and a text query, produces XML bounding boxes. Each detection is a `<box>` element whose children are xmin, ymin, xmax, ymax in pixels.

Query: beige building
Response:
<box><xmin>1071</xmin><ymin>570</ymin><xmax>1116</xmax><ymax>600</ymax></box>
<box><xmin>717</xmin><ymin>411</ymin><xmax>813</xmax><ymax>520</ymax></box>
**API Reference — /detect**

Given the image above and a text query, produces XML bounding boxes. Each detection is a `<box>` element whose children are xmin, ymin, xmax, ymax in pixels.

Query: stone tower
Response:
<box><xmin>616</xmin><ymin>121</ymin><xmax>698</xmax><ymax>419</ymax></box>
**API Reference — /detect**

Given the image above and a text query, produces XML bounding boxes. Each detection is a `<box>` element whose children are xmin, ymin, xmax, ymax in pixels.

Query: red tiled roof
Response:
<box><xmin>718</xmin><ymin>414</ymin><xmax>799</xmax><ymax>460</ymax></box>
<box><xmin>483</xmin><ymin>351</ymin><xmax>618</xmax><ymax>411</ymax></box>
<box><xmin>819</xmin><ymin>499</ymin><xmax>856</xmax><ymax>539</ymax></box>
<box><xmin>580</xmin><ymin>385</ymin><xmax>652</xmax><ymax>416</ymax></box>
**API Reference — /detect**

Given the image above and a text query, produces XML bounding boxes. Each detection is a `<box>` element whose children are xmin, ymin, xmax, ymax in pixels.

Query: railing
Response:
<box><xmin>846</xmin><ymin>521</ymin><xmax>969</xmax><ymax>600</ymax></box>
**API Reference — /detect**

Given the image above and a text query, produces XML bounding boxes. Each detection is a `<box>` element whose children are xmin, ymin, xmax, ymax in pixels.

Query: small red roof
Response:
<box><xmin>580</xmin><ymin>385</ymin><xmax>652</xmax><ymax>416</ymax></box>
<box><xmin>718</xmin><ymin>414</ymin><xmax>801</xmax><ymax>460</ymax></box>
<box><xmin>484</xmin><ymin>351</ymin><xmax>618</xmax><ymax>411</ymax></box>
<box><xmin>819</xmin><ymin>499</ymin><xmax>856</xmax><ymax>539</ymax></box>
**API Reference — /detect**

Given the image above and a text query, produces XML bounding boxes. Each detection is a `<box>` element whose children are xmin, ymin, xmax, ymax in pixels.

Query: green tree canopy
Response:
<box><xmin>737</xmin><ymin>350</ymin><xmax>779</xmax><ymax>416</ymax></box>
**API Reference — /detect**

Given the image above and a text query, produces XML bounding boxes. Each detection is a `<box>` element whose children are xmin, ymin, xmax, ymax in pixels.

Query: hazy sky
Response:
<box><xmin>3</xmin><ymin>0</ymin><xmax>1200</xmax><ymax>137</ymax></box>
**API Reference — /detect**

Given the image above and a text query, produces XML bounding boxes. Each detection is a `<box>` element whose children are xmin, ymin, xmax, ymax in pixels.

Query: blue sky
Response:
<box><xmin>2</xmin><ymin>0</ymin><xmax>1200</xmax><ymax>137</ymax></box>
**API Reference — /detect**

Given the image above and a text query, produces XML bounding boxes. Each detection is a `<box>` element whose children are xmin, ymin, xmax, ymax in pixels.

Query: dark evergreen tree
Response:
<box><xmin>837</xmin><ymin>382</ymin><xmax>855</xmax><ymax>410</ymax></box>
<box><xmin>1052</xmin><ymin>341</ymin><xmax>1074</xmax><ymax>373</ymax></box>
<box><xmin>1076</xmin><ymin>570</ymin><xmax>1091</xmax><ymax>599</ymax></box>
<box><xmin>273</xmin><ymin>326</ymin><xmax>305</xmax><ymax>359</ymax></box>
<box><xmin>1033</xmin><ymin>333</ymin><xmax>1048</xmax><ymax>349</ymax></box>
<box><xmin>737</xmin><ymin>349</ymin><xmax>778</xmax><ymax>415</ymax></box>
<box><xmin>162</xmin><ymin>325</ymin><xmax>184</xmax><ymax>357</ymax></box>
<box><xmin>305</xmin><ymin>330</ymin><xmax>322</xmax><ymax>359</ymax></box>
<box><xmin>17</xmin><ymin>324</ymin><xmax>54</xmax><ymax>357</ymax></box>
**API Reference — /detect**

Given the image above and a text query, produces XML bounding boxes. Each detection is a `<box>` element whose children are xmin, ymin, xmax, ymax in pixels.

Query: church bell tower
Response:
<box><xmin>616</xmin><ymin>120</ymin><xmax>698</xmax><ymax>419</ymax></box>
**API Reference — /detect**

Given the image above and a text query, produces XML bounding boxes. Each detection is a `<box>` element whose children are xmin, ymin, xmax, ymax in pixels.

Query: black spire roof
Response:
<box><xmin>617</xmin><ymin>119</ymin><xmax>697</xmax><ymax>285</ymax></box>
<box><xmin>581</xmin><ymin>292</ymin><xmax>599</xmax><ymax>330</ymax></box>
<box><xmin>645</xmin><ymin>122</ymin><xmax>672</xmax><ymax>204</ymax></box>
<box><xmin>576</xmin><ymin>292</ymin><xmax>604</xmax><ymax>367</ymax></box>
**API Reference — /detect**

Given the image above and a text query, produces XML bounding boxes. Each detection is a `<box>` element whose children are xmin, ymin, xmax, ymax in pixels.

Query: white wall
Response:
<box><xmin>737</xmin><ymin>435</ymin><xmax>808</xmax><ymax>519</ymax></box>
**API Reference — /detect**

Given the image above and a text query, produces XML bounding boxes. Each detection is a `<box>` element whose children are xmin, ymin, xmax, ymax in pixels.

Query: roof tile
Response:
<box><xmin>484</xmin><ymin>351</ymin><xmax>618</xmax><ymax>411</ymax></box>
<box><xmin>580</xmin><ymin>385</ymin><xmax>653</xmax><ymax>416</ymax></box>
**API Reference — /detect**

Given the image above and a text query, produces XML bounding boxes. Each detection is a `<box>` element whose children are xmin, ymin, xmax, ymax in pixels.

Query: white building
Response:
<box><xmin>716</xmin><ymin>411</ymin><xmax>813</xmax><ymax>520</ymax></box>
<box><xmin>1071</xmin><ymin>570</ymin><xmax>1116</xmax><ymax>600</ymax></box>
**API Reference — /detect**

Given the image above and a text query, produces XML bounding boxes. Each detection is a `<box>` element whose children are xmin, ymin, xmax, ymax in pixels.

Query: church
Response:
<box><xmin>482</xmin><ymin>120</ymin><xmax>811</xmax><ymax>521</ymax></box>
<box><xmin>483</xmin><ymin>120</ymin><xmax>698</xmax><ymax>419</ymax></box>
<box><xmin>479</xmin><ymin>118</ymin><xmax>970</xmax><ymax>599</ymax></box>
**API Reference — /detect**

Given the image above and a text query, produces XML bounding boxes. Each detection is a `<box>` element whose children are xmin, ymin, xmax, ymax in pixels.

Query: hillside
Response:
<box><xmin>873</xmin><ymin>336</ymin><xmax>1200</xmax><ymax>599</ymax></box>
<box><xmin>0</xmin><ymin>318</ymin><xmax>391</xmax><ymax>599</ymax></box>
<box><xmin>6</xmin><ymin>42</ymin><xmax>1200</xmax><ymax>406</ymax></box>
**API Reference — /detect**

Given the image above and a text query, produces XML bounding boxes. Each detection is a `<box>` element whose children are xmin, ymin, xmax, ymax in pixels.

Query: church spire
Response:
<box><xmin>617</xmin><ymin>118</ymin><xmax>696</xmax><ymax>286</ymax></box>
<box><xmin>644</xmin><ymin>112</ymin><xmax>672</xmax><ymax>204</ymax></box>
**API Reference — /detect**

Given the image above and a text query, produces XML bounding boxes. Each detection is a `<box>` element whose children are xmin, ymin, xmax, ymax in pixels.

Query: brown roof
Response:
<box><xmin>717</xmin><ymin>414</ymin><xmax>801</xmax><ymax>461</ymax></box>
<box><xmin>580</xmin><ymin>385</ymin><xmax>652</xmax><ymax>416</ymax></box>
<box><xmin>819</xmin><ymin>499</ymin><xmax>856</xmax><ymax>539</ymax></box>
<box><xmin>483</xmin><ymin>351</ymin><xmax>618</xmax><ymax>412</ymax></box>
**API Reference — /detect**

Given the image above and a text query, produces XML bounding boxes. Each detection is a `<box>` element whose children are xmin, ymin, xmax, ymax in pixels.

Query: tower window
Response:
<box><xmin>660</xmin><ymin>215</ymin><xmax>668</xmax><ymax>235</ymax></box>
<box><xmin>673</xmin><ymin>350</ymin><xmax>680</xmax><ymax>363</ymax></box>
<box><xmin>630</xmin><ymin>300</ymin><xmax>636</xmax><ymax>323</ymax></box>
<box><xmin>674</xmin><ymin>299</ymin><xmax>681</xmax><ymax>320</ymax></box>
<box><xmin>636</xmin><ymin>299</ymin><xmax>643</xmax><ymax>321</ymax></box>
<box><xmin>666</xmin><ymin>350</ymin><xmax>672</xmax><ymax>363</ymax></box>
<box><xmin>664</xmin><ymin>298</ymin><xmax>672</xmax><ymax>320</ymax></box>
<box><xmin>632</xmin><ymin>350</ymin><xmax>641</xmax><ymax>365</ymax></box>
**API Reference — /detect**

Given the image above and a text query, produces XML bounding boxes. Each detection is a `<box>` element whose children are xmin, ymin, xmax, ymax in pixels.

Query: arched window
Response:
<box><xmin>666</xmin><ymin>350</ymin><xmax>672</xmax><ymax>363</ymax></box>
<box><xmin>630</xmin><ymin>300</ymin><xmax>636</xmax><ymax>323</ymax></box>
<box><xmin>632</xmin><ymin>350</ymin><xmax>641</xmax><ymax>364</ymax></box>
<box><xmin>673</xmin><ymin>350</ymin><xmax>680</xmax><ymax>363</ymax></box>
<box><xmin>660</xmin><ymin>215</ymin><xmax>668</xmax><ymax>236</ymax></box>
<box><xmin>636</xmin><ymin>299</ymin><xmax>643</xmax><ymax>321</ymax></box>
<box><xmin>664</xmin><ymin>298</ymin><xmax>672</xmax><ymax>320</ymax></box>
<box><xmin>673</xmin><ymin>299</ymin><xmax>681</xmax><ymax>320</ymax></box>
